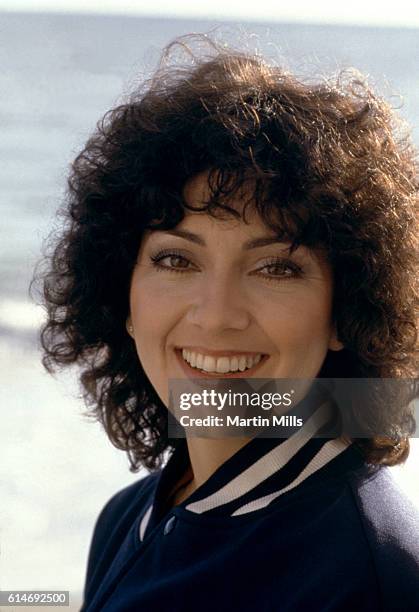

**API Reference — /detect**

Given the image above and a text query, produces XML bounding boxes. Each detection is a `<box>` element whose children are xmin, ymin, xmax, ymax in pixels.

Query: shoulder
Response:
<box><xmin>83</xmin><ymin>470</ymin><xmax>160</xmax><ymax>602</ymax></box>
<box><xmin>347</xmin><ymin>464</ymin><xmax>419</xmax><ymax>609</ymax></box>
<box><xmin>94</xmin><ymin>471</ymin><xmax>159</xmax><ymax>527</ymax></box>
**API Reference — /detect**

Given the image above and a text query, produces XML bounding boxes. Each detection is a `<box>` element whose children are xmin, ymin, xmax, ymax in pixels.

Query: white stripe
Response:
<box><xmin>185</xmin><ymin>400</ymin><xmax>333</xmax><ymax>514</ymax></box>
<box><xmin>138</xmin><ymin>504</ymin><xmax>153</xmax><ymax>541</ymax></box>
<box><xmin>231</xmin><ymin>438</ymin><xmax>350</xmax><ymax>516</ymax></box>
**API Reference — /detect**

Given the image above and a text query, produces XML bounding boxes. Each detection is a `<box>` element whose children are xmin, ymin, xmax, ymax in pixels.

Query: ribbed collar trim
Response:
<box><xmin>139</xmin><ymin>392</ymin><xmax>359</xmax><ymax>541</ymax></box>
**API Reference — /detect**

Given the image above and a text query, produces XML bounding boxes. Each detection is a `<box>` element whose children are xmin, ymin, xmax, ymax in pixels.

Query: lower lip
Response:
<box><xmin>174</xmin><ymin>349</ymin><xmax>269</xmax><ymax>379</ymax></box>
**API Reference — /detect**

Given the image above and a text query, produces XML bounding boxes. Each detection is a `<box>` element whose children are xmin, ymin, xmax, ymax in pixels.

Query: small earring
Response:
<box><xmin>128</xmin><ymin>324</ymin><xmax>134</xmax><ymax>335</ymax></box>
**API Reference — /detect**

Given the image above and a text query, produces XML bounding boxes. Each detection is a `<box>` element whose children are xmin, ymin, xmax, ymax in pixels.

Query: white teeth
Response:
<box><xmin>181</xmin><ymin>349</ymin><xmax>263</xmax><ymax>374</ymax></box>
<box><xmin>238</xmin><ymin>356</ymin><xmax>247</xmax><ymax>371</ymax></box>
<box><xmin>230</xmin><ymin>356</ymin><xmax>239</xmax><ymax>371</ymax></box>
<box><xmin>216</xmin><ymin>357</ymin><xmax>231</xmax><ymax>374</ymax></box>
<box><xmin>202</xmin><ymin>355</ymin><xmax>216</xmax><ymax>372</ymax></box>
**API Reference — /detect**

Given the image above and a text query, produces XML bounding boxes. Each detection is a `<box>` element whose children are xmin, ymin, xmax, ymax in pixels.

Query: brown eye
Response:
<box><xmin>256</xmin><ymin>258</ymin><xmax>303</xmax><ymax>281</ymax></box>
<box><xmin>164</xmin><ymin>255</ymin><xmax>190</xmax><ymax>269</ymax></box>
<box><xmin>150</xmin><ymin>249</ymin><xmax>195</xmax><ymax>273</ymax></box>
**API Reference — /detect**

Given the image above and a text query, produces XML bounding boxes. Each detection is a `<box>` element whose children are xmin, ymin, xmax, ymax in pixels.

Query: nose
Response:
<box><xmin>185</xmin><ymin>271</ymin><xmax>251</xmax><ymax>333</ymax></box>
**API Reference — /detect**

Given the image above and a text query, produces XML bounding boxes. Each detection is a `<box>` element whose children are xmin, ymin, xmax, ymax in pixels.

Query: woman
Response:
<box><xmin>39</xmin><ymin>36</ymin><xmax>418</xmax><ymax>611</ymax></box>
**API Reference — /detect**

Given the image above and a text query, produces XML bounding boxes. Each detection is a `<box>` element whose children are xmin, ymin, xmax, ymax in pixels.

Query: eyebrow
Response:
<box><xmin>161</xmin><ymin>229</ymin><xmax>292</xmax><ymax>251</ymax></box>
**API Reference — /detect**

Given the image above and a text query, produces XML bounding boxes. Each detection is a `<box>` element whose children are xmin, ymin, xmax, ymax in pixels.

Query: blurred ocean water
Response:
<box><xmin>0</xmin><ymin>12</ymin><xmax>418</xmax><ymax>603</ymax></box>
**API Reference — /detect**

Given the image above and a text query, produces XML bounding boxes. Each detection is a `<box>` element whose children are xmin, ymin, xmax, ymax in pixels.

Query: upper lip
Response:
<box><xmin>176</xmin><ymin>346</ymin><xmax>268</xmax><ymax>357</ymax></box>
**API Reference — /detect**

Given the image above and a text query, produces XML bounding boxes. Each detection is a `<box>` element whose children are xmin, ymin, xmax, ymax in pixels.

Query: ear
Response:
<box><xmin>328</xmin><ymin>325</ymin><xmax>344</xmax><ymax>352</ymax></box>
<box><xmin>126</xmin><ymin>316</ymin><xmax>134</xmax><ymax>338</ymax></box>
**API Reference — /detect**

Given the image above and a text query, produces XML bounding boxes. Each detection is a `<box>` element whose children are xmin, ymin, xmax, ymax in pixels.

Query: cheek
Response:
<box><xmin>129</xmin><ymin>277</ymin><xmax>181</xmax><ymax>352</ymax></box>
<box><xmin>266</xmin><ymin>292</ymin><xmax>333</xmax><ymax>347</ymax></box>
<box><xmin>130</xmin><ymin>274</ymin><xmax>158</xmax><ymax>318</ymax></box>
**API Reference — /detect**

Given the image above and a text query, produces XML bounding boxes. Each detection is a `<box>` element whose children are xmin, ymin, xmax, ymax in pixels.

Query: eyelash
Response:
<box><xmin>149</xmin><ymin>249</ymin><xmax>303</xmax><ymax>281</ymax></box>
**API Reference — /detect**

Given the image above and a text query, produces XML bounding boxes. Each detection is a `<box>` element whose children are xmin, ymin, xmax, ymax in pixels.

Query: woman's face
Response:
<box><xmin>128</xmin><ymin>171</ymin><xmax>343</xmax><ymax>406</ymax></box>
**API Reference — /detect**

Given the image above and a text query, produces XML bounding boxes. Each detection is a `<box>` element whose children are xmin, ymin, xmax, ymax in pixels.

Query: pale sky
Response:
<box><xmin>1</xmin><ymin>0</ymin><xmax>419</xmax><ymax>28</ymax></box>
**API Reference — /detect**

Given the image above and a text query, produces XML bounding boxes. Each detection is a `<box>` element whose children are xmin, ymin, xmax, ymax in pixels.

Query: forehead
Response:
<box><xmin>181</xmin><ymin>170</ymin><xmax>274</xmax><ymax>235</ymax></box>
<box><xmin>177</xmin><ymin>171</ymin><xmax>332</xmax><ymax>270</ymax></box>
<box><xmin>143</xmin><ymin>171</ymin><xmax>330</xmax><ymax>267</ymax></box>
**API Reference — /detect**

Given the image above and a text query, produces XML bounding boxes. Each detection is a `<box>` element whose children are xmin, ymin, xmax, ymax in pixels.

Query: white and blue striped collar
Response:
<box><xmin>139</xmin><ymin>397</ymin><xmax>362</xmax><ymax>541</ymax></box>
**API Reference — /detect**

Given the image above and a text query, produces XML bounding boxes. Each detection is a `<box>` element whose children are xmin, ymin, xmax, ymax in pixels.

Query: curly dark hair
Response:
<box><xmin>35</xmin><ymin>35</ymin><xmax>419</xmax><ymax>472</ymax></box>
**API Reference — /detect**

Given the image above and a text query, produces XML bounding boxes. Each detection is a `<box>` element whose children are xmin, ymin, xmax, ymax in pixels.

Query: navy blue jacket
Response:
<box><xmin>81</xmin><ymin>402</ymin><xmax>419</xmax><ymax>611</ymax></box>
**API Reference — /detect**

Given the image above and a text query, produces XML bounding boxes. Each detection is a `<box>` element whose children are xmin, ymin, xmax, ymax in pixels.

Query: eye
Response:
<box><xmin>254</xmin><ymin>258</ymin><xmax>303</xmax><ymax>281</ymax></box>
<box><xmin>149</xmin><ymin>250</ymin><xmax>303</xmax><ymax>281</ymax></box>
<box><xmin>150</xmin><ymin>249</ymin><xmax>195</xmax><ymax>273</ymax></box>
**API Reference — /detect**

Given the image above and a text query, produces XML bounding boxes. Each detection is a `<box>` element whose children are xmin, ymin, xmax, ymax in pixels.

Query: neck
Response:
<box><xmin>184</xmin><ymin>435</ymin><xmax>253</xmax><ymax>492</ymax></box>
<box><xmin>170</xmin><ymin>436</ymin><xmax>254</xmax><ymax>507</ymax></box>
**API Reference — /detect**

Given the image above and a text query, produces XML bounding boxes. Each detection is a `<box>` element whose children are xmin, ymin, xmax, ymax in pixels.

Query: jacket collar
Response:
<box><xmin>139</xmin><ymin>392</ymin><xmax>363</xmax><ymax>540</ymax></box>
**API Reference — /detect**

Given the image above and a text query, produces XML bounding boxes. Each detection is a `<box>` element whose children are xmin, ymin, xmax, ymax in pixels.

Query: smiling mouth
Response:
<box><xmin>174</xmin><ymin>348</ymin><xmax>269</xmax><ymax>378</ymax></box>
